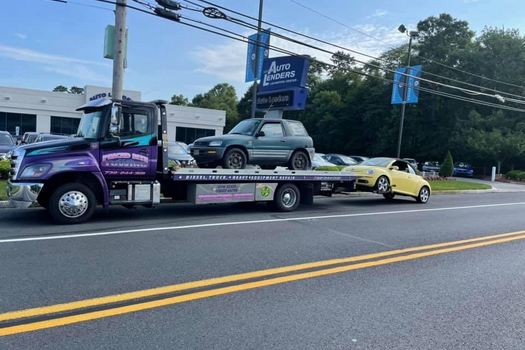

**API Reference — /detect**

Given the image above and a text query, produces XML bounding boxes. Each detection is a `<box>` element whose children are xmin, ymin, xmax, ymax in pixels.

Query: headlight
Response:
<box><xmin>208</xmin><ymin>140</ymin><xmax>223</xmax><ymax>147</ymax></box>
<box><xmin>0</xmin><ymin>153</ymin><xmax>6</xmax><ymax>160</ymax></box>
<box><xmin>367</xmin><ymin>169</ymin><xmax>375</xmax><ymax>175</ymax></box>
<box><xmin>20</xmin><ymin>164</ymin><xmax>51</xmax><ymax>178</ymax></box>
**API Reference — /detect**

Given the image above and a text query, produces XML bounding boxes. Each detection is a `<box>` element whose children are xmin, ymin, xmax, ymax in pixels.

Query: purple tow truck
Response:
<box><xmin>7</xmin><ymin>98</ymin><xmax>356</xmax><ymax>224</ymax></box>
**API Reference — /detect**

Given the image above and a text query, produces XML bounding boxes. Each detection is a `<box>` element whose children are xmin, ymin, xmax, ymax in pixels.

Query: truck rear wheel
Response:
<box><xmin>273</xmin><ymin>183</ymin><xmax>301</xmax><ymax>212</ymax></box>
<box><xmin>48</xmin><ymin>183</ymin><xmax>96</xmax><ymax>224</ymax></box>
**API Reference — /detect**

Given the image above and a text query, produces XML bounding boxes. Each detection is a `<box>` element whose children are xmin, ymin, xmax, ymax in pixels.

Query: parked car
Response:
<box><xmin>190</xmin><ymin>118</ymin><xmax>314</xmax><ymax>170</ymax></box>
<box><xmin>349</xmin><ymin>155</ymin><xmax>369</xmax><ymax>163</ymax></box>
<box><xmin>21</xmin><ymin>132</ymin><xmax>40</xmax><ymax>144</ymax></box>
<box><xmin>453</xmin><ymin>162</ymin><xmax>474</xmax><ymax>177</ymax></box>
<box><xmin>167</xmin><ymin>141</ymin><xmax>195</xmax><ymax>167</ymax></box>
<box><xmin>422</xmin><ymin>161</ymin><xmax>440</xmax><ymax>173</ymax></box>
<box><xmin>344</xmin><ymin>157</ymin><xmax>431</xmax><ymax>203</ymax></box>
<box><xmin>403</xmin><ymin>158</ymin><xmax>419</xmax><ymax>170</ymax></box>
<box><xmin>0</xmin><ymin>131</ymin><xmax>16</xmax><ymax>159</ymax></box>
<box><xmin>324</xmin><ymin>154</ymin><xmax>358</xmax><ymax>166</ymax></box>
<box><xmin>34</xmin><ymin>133</ymin><xmax>71</xmax><ymax>142</ymax></box>
<box><xmin>312</xmin><ymin>153</ymin><xmax>336</xmax><ymax>169</ymax></box>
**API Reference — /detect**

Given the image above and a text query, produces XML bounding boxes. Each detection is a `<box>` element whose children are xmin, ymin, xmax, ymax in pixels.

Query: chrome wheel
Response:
<box><xmin>376</xmin><ymin>176</ymin><xmax>389</xmax><ymax>193</ymax></box>
<box><xmin>281</xmin><ymin>189</ymin><xmax>298</xmax><ymax>209</ymax></box>
<box><xmin>58</xmin><ymin>191</ymin><xmax>89</xmax><ymax>218</ymax></box>
<box><xmin>418</xmin><ymin>186</ymin><xmax>430</xmax><ymax>203</ymax></box>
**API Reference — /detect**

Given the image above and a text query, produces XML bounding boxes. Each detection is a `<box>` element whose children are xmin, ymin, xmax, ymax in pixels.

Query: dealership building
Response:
<box><xmin>0</xmin><ymin>85</ymin><xmax>225</xmax><ymax>144</ymax></box>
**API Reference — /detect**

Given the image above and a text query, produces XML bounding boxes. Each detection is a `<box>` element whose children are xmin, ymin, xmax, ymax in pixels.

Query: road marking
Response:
<box><xmin>2</xmin><ymin>202</ymin><xmax>525</xmax><ymax>244</ymax></box>
<box><xmin>2</xmin><ymin>229</ymin><xmax>525</xmax><ymax>336</ymax></box>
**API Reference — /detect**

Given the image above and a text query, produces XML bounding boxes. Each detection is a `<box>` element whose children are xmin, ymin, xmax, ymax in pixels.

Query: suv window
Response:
<box><xmin>285</xmin><ymin>120</ymin><xmax>309</xmax><ymax>136</ymax></box>
<box><xmin>260</xmin><ymin>123</ymin><xmax>284</xmax><ymax>137</ymax></box>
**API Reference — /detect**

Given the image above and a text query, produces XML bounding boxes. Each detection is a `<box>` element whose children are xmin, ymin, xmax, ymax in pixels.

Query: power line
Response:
<box><xmin>53</xmin><ymin>0</ymin><xmax>525</xmax><ymax>112</ymax></box>
<box><xmin>286</xmin><ymin>0</ymin><xmax>525</xmax><ymax>92</ymax></box>
<box><xmin>187</xmin><ymin>3</ymin><xmax>525</xmax><ymax>106</ymax></box>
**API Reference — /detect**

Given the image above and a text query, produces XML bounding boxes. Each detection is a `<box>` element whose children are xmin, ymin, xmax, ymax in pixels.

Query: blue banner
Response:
<box><xmin>245</xmin><ymin>29</ymin><xmax>270</xmax><ymax>82</ymax></box>
<box><xmin>391</xmin><ymin>65</ymin><xmax>422</xmax><ymax>104</ymax></box>
<box><xmin>259</xmin><ymin>56</ymin><xmax>310</xmax><ymax>92</ymax></box>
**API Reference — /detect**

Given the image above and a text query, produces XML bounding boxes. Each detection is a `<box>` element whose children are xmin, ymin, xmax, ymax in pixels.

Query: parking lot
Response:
<box><xmin>2</xmin><ymin>191</ymin><xmax>525</xmax><ymax>349</ymax></box>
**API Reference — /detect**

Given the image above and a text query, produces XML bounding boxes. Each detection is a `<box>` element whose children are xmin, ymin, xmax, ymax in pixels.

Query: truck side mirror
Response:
<box><xmin>110</xmin><ymin>104</ymin><xmax>121</xmax><ymax>134</ymax></box>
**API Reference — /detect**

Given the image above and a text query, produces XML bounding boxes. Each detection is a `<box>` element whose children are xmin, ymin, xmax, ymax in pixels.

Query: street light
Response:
<box><xmin>396</xmin><ymin>24</ymin><xmax>419</xmax><ymax>159</ymax></box>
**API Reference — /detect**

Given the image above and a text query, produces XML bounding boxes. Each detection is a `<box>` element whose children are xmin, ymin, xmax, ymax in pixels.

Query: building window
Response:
<box><xmin>0</xmin><ymin>112</ymin><xmax>36</xmax><ymax>135</ymax></box>
<box><xmin>50</xmin><ymin>116</ymin><xmax>81</xmax><ymax>135</ymax></box>
<box><xmin>176</xmin><ymin>127</ymin><xmax>215</xmax><ymax>144</ymax></box>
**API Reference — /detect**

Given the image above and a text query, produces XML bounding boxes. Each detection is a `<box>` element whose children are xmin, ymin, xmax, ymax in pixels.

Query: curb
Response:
<box><xmin>0</xmin><ymin>201</ymin><xmax>13</xmax><ymax>208</ymax></box>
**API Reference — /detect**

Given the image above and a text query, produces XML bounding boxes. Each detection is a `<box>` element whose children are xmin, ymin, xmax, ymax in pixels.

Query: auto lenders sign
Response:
<box><xmin>259</xmin><ymin>56</ymin><xmax>310</xmax><ymax>92</ymax></box>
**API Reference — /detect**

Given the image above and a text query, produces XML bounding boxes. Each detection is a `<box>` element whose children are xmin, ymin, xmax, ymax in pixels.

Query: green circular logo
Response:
<box><xmin>260</xmin><ymin>186</ymin><xmax>272</xmax><ymax>198</ymax></box>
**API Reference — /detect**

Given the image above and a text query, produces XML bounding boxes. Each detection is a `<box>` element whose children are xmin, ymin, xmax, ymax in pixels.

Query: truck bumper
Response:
<box><xmin>7</xmin><ymin>181</ymin><xmax>44</xmax><ymax>208</ymax></box>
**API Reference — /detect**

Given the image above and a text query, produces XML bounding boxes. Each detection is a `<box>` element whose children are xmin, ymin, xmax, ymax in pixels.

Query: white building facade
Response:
<box><xmin>0</xmin><ymin>85</ymin><xmax>225</xmax><ymax>144</ymax></box>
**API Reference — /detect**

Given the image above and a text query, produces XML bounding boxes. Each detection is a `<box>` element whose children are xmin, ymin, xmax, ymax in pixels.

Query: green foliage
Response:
<box><xmin>429</xmin><ymin>180</ymin><xmax>491</xmax><ymax>191</ymax></box>
<box><xmin>53</xmin><ymin>85</ymin><xmax>68</xmax><ymax>93</ymax></box>
<box><xmin>170</xmin><ymin>94</ymin><xmax>189</xmax><ymax>106</ymax></box>
<box><xmin>0</xmin><ymin>160</ymin><xmax>10</xmax><ymax>179</ymax></box>
<box><xmin>191</xmin><ymin>83</ymin><xmax>239</xmax><ymax>131</ymax></box>
<box><xmin>315</xmin><ymin>165</ymin><xmax>346</xmax><ymax>171</ymax></box>
<box><xmin>0</xmin><ymin>180</ymin><xmax>6</xmax><ymax>200</ymax></box>
<box><xmin>439</xmin><ymin>151</ymin><xmax>454</xmax><ymax>177</ymax></box>
<box><xmin>505</xmin><ymin>170</ymin><xmax>525</xmax><ymax>181</ymax></box>
<box><xmin>53</xmin><ymin>85</ymin><xmax>84</xmax><ymax>94</ymax></box>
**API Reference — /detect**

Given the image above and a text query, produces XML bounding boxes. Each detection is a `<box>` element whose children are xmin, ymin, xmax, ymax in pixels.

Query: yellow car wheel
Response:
<box><xmin>416</xmin><ymin>186</ymin><xmax>431</xmax><ymax>203</ymax></box>
<box><xmin>375</xmin><ymin>176</ymin><xmax>390</xmax><ymax>194</ymax></box>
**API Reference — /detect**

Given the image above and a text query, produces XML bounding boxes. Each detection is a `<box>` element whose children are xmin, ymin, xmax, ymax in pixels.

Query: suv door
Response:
<box><xmin>99</xmin><ymin>105</ymin><xmax>157</xmax><ymax>180</ymax></box>
<box><xmin>251</xmin><ymin>121</ymin><xmax>290</xmax><ymax>165</ymax></box>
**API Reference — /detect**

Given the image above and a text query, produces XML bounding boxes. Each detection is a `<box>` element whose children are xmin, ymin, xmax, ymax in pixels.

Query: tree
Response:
<box><xmin>69</xmin><ymin>86</ymin><xmax>84</xmax><ymax>94</ymax></box>
<box><xmin>53</xmin><ymin>85</ymin><xmax>68</xmax><ymax>93</ymax></box>
<box><xmin>440</xmin><ymin>151</ymin><xmax>454</xmax><ymax>177</ymax></box>
<box><xmin>191</xmin><ymin>83</ymin><xmax>239</xmax><ymax>131</ymax></box>
<box><xmin>170</xmin><ymin>94</ymin><xmax>189</xmax><ymax>106</ymax></box>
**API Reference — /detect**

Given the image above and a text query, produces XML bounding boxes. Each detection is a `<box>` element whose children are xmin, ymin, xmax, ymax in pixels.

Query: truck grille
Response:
<box><xmin>9</xmin><ymin>149</ymin><xmax>25</xmax><ymax>181</ymax></box>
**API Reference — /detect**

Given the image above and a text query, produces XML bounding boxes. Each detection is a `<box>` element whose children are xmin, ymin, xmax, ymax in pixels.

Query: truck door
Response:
<box><xmin>99</xmin><ymin>105</ymin><xmax>157</xmax><ymax>180</ymax></box>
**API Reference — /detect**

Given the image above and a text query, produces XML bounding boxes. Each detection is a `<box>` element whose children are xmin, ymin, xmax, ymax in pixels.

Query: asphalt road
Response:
<box><xmin>2</xmin><ymin>192</ymin><xmax>525</xmax><ymax>349</ymax></box>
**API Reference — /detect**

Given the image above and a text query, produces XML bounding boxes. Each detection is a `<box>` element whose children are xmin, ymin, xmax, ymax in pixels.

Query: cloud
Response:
<box><xmin>368</xmin><ymin>9</ymin><xmax>388</xmax><ymax>18</ymax></box>
<box><xmin>14</xmin><ymin>33</ymin><xmax>27</xmax><ymax>40</ymax></box>
<box><xmin>0</xmin><ymin>44</ymin><xmax>110</xmax><ymax>84</ymax></box>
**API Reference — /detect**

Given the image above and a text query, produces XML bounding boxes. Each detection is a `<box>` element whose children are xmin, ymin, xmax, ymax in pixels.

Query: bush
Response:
<box><xmin>315</xmin><ymin>165</ymin><xmax>346</xmax><ymax>171</ymax></box>
<box><xmin>505</xmin><ymin>170</ymin><xmax>522</xmax><ymax>180</ymax></box>
<box><xmin>439</xmin><ymin>151</ymin><xmax>454</xmax><ymax>178</ymax></box>
<box><xmin>0</xmin><ymin>160</ymin><xmax>10</xmax><ymax>179</ymax></box>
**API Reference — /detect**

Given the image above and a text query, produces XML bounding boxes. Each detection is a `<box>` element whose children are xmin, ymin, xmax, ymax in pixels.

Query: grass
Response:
<box><xmin>0</xmin><ymin>180</ymin><xmax>6</xmax><ymax>201</ymax></box>
<box><xmin>429</xmin><ymin>179</ymin><xmax>491</xmax><ymax>191</ymax></box>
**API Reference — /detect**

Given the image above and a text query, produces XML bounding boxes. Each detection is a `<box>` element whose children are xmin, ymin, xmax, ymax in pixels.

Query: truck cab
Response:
<box><xmin>8</xmin><ymin>98</ymin><xmax>165</xmax><ymax>224</ymax></box>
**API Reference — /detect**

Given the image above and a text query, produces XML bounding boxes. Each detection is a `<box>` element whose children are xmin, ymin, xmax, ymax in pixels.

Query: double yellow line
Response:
<box><xmin>2</xmin><ymin>229</ymin><xmax>525</xmax><ymax>336</ymax></box>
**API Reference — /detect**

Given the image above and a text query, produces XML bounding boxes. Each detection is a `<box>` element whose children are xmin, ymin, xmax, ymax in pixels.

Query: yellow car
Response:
<box><xmin>344</xmin><ymin>157</ymin><xmax>431</xmax><ymax>203</ymax></box>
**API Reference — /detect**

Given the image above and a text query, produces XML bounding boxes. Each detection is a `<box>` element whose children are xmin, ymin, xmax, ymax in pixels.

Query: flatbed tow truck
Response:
<box><xmin>7</xmin><ymin>98</ymin><xmax>357</xmax><ymax>224</ymax></box>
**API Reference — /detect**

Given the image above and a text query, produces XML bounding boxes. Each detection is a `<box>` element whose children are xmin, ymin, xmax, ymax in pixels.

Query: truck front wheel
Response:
<box><xmin>48</xmin><ymin>183</ymin><xmax>96</xmax><ymax>224</ymax></box>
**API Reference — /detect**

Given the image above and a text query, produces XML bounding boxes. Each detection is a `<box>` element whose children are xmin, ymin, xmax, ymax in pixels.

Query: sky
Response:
<box><xmin>1</xmin><ymin>0</ymin><xmax>524</xmax><ymax>101</ymax></box>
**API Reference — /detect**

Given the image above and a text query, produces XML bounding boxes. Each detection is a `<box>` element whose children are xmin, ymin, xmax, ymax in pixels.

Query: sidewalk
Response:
<box><xmin>453</xmin><ymin>177</ymin><xmax>525</xmax><ymax>192</ymax></box>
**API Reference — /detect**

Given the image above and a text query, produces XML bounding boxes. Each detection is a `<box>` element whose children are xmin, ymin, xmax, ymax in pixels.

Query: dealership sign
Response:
<box><xmin>391</xmin><ymin>65</ymin><xmax>422</xmax><ymax>104</ymax></box>
<box><xmin>245</xmin><ymin>29</ymin><xmax>271</xmax><ymax>82</ymax></box>
<box><xmin>259</xmin><ymin>56</ymin><xmax>310</xmax><ymax>92</ymax></box>
<box><xmin>255</xmin><ymin>87</ymin><xmax>307</xmax><ymax>111</ymax></box>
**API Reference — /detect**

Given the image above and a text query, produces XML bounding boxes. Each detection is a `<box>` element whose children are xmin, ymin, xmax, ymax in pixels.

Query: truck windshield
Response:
<box><xmin>0</xmin><ymin>134</ymin><xmax>14</xmax><ymax>145</ymax></box>
<box><xmin>229</xmin><ymin>119</ymin><xmax>261</xmax><ymax>135</ymax></box>
<box><xmin>77</xmin><ymin>110</ymin><xmax>104</xmax><ymax>139</ymax></box>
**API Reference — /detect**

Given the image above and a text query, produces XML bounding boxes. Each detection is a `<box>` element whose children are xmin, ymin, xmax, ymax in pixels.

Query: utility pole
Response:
<box><xmin>112</xmin><ymin>0</ymin><xmax>127</xmax><ymax>100</ymax></box>
<box><xmin>250</xmin><ymin>0</ymin><xmax>264</xmax><ymax>118</ymax></box>
<box><xmin>396</xmin><ymin>27</ymin><xmax>418</xmax><ymax>158</ymax></box>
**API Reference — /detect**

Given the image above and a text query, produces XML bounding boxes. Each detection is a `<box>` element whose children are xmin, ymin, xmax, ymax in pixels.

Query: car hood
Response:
<box><xmin>0</xmin><ymin>145</ymin><xmax>14</xmax><ymax>153</ymax></box>
<box><xmin>343</xmin><ymin>165</ymin><xmax>384</xmax><ymax>175</ymax></box>
<box><xmin>169</xmin><ymin>153</ymin><xmax>194</xmax><ymax>161</ymax></box>
<box><xmin>18</xmin><ymin>137</ymin><xmax>91</xmax><ymax>156</ymax></box>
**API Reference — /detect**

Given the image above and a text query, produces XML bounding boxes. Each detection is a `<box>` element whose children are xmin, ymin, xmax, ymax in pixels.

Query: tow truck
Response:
<box><xmin>7</xmin><ymin>99</ymin><xmax>357</xmax><ymax>224</ymax></box>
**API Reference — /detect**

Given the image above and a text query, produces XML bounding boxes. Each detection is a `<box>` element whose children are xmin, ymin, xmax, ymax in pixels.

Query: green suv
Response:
<box><xmin>190</xmin><ymin>118</ymin><xmax>315</xmax><ymax>170</ymax></box>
